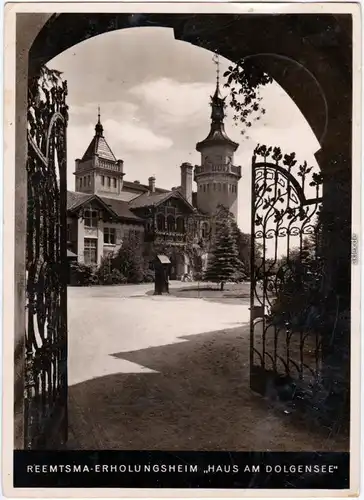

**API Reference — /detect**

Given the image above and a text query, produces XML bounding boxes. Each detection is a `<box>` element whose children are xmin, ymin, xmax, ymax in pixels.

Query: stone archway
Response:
<box><xmin>26</xmin><ymin>11</ymin><xmax>352</xmax><ymax>306</ymax></box>
<box><xmin>16</xmin><ymin>11</ymin><xmax>353</xmax><ymax>449</ymax></box>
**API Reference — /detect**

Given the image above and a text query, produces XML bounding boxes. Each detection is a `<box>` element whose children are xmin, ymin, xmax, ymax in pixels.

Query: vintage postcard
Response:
<box><xmin>2</xmin><ymin>1</ymin><xmax>362</xmax><ymax>497</ymax></box>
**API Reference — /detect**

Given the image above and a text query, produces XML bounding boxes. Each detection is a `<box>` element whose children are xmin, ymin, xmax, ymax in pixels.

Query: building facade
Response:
<box><xmin>67</xmin><ymin>79</ymin><xmax>241</xmax><ymax>277</ymax></box>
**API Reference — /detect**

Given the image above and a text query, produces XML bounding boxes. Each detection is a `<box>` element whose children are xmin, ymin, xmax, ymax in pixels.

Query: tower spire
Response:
<box><xmin>95</xmin><ymin>106</ymin><xmax>103</xmax><ymax>136</ymax></box>
<box><xmin>213</xmin><ymin>51</ymin><xmax>220</xmax><ymax>89</ymax></box>
<box><xmin>210</xmin><ymin>52</ymin><xmax>225</xmax><ymax>123</ymax></box>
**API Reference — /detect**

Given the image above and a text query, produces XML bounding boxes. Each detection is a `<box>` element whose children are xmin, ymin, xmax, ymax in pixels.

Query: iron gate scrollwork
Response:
<box><xmin>25</xmin><ymin>66</ymin><xmax>68</xmax><ymax>449</ymax></box>
<box><xmin>250</xmin><ymin>145</ymin><xmax>323</xmax><ymax>400</ymax></box>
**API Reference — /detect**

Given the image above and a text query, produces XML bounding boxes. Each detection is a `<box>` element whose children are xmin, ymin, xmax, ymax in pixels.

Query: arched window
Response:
<box><xmin>201</xmin><ymin>222</ymin><xmax>209</xmax><ymax>239</ymax></box>
<box><xmin>176</xmin><ymin>217</ymin><xmax>185</xmax><ymax>233</ymax></box>
<box><xmin>167</xmin><ymin>215</ymin><xmax>175</xmax><ymax>232</ymax></box>
<box><xmin>157</xmin><ymin>214</ymin><xmax>165</xmax><ymax>231</ymax></box>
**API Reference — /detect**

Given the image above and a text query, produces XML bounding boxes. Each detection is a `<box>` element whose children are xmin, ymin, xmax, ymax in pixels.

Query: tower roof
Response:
<box><xmin>81</xmin><ymin>109</ymin><xmax>117</xmax><ymax>162</ymax></box>
<box><xmin>196</xmin><ymin>54</ymin><xmax>239</xmax><ymax>152</ymax></box>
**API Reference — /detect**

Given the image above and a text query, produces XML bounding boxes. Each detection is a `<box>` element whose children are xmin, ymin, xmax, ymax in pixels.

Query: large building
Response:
<box><xmin>67</xmin><ymin>76</ymin><xmax>241</xmax><ymax>278</ymax></box>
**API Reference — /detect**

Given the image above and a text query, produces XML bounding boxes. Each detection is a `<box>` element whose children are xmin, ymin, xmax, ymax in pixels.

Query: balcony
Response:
<box><xmin>148</xmin><ymin>230</ymin><xmax>187</xmax><ymax>245</ymax></box>
<box><xmin>194</xmin><ymin>164</ymin><xmax>242</xmax><ymax>179</ymax></box>
<box><xmin>231</xmin><ymin>165</ymin><xmax>242</xmax><ymax>176</ymax></box>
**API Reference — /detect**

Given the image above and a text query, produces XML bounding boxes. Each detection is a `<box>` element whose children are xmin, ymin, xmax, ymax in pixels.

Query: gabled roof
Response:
<box><xmin>123</xmin><ymin>180</ymin><xmax>169</xmax><ymax>194</ymax></box>
<box><xmin>67</xmin><ymin>191</ymin><xmax>93</xmax><ymax>210</ymax></box>
<box><xmin>129</xmin><ymin>189</ymin><xmax>195</xmax><ymax>212</ymax></box>
<box><xmin>82</xmin><ymin>135</ymin><xmax>116</xmax><ymax>162</ymax></box>
<box><xmin>67</xmin><ymin>191</ymin><xmax>143</xmax><ymax>223</ymax></box>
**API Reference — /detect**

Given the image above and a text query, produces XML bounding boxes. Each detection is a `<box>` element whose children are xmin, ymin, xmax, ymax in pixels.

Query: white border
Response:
<box><xmin>2</xmin><ymin>2</ymin><xmax>362</xmax><ymax>498</ymax></box>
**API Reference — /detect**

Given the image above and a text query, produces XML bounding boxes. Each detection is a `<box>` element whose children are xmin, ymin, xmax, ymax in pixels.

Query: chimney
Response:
<box><xmin>180</xmin><ymin>162</ymin><xmax>193</xmax><ymax>204</ymax></box>
<box><xmin>148</xmin><ymin>176</ymin><xmax>156</xmax><ymax>193</ymax></box>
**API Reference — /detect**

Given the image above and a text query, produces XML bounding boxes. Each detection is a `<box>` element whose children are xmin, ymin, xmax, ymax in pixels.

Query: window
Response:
<box><xmin>107</xmin><ymin>177</ymin><xmax>111</xmax><ymax>187</ymax></box>
<box><xmin>88</xmin><ymin>175</ymin><xmax>91</xmax><ymax>186</ymax></box>
<box><xmin>223</xmin><ymin>183</ymin><xmax>226</xmax><ymax>191</ymax></box>
<box><xmin>213</xmin><ymin>183</ymin><xmax>216</xmax><ymax>191</ymax></box>
<box><xmin>101</xmin><ymin>175</ymin><xmax>105</xmax><ymax>186</ymax></box>
<box><xmin>201</xmin><ymin>222</ymin><xmax>209</xmax><ymax>239</ymax></box>
<box><xmin>67</xmin><ymin>223</ymin><xmax>71</xmax><ymax>242</ymax></box>
<box><xmin>84</xmin><ymin>208</ymin><xmax>98</xmax><ymax>228</ymax></box>
<box><xmin>113</xmin><ymin>178</ymin><xmax>117</xmax><ymax>188</ymax></box>
<box><xmin>157</xmin><ymin>214</ymin><xmax>165</xmax><ymax>231</ymax></box>
<box><xmin>203</xmin><ymin>184</ymin><xmax>206</xmax><ymax>192</ymax></box>
<box><xmin>84</xmin><ymin>238</ymin><xmax>97</xmax><ymax>265</ymax></box>
<box><xmin>167</xmin><ymin>215</ymin><xmax>175</xmax><ymax>232</ymax></box>
<box><xmin>104</xmin><ymin>227</ymin><xmax>116</xmax><ymax>244</ymax></box>
<box><xmin>80</xmin><ymin>178</ymin><xmax>83</xmax><ymax>188</ymax></box>
<box><xmin>218</xmin><ymin>183</ymin><xmax>221</xmax><ymax>191</ymax></box>
<box><xmin>176</xmin><ymin>217</ymin><xmax>185</xmax><ymax>233</ymax></box>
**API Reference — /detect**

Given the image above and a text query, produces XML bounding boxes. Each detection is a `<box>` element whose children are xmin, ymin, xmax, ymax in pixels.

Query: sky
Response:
<box><xmin>48</xmin><ymin>27</ymin><xmax>321</xmax><ymax>233</ymax></box>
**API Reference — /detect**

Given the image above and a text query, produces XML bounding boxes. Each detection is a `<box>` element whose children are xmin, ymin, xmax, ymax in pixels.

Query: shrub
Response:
<box><xmin>113</xmin><ymin>233</ymin><xmax>145</xmax><ymax>284</ymax></box>
<box><xmin>143</xmin><ymin>269</ymin><xmax>155</xmax><ymax>283</ymax></box>
<box><xmin>109</xmin><ymin>268</ymin><xmax>127</xmax><ymax>284</ymax></box>
<box><xmin>70</xmin><ymin>262</ymin><xmax>97</xmax><ymax>286</ymax></box>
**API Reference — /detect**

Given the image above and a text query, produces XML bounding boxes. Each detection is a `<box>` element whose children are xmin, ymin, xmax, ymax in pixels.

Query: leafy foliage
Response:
<box><xmin>223</xmin><ymin>59</ymin><xmax>273</xmax><ymax>138</ymax></box>
<box><xmin>113</xmin><ymin>233</ymin><xmax>145</xmax><ymax>284</ymax></box>
<box><xmin>69</xmin><ymin>262</ymin><xmax>97</xmax><ymax>286</ymax></box>
<box><xmin>96</xmin><ymin>255</ymin><xmax>127</xmax><ymax>285</ymax></box>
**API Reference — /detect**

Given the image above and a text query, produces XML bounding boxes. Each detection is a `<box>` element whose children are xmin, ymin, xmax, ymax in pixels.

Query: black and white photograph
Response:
<box><xmin>2</xmin><ymin>2</ymin><xmax>361</xmax><ymax>495</ymax></box>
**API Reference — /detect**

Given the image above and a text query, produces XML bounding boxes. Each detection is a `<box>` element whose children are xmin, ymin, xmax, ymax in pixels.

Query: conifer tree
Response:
<box><xmin>204</xmin><ymin>217</ymin><xmax>242</xmax><ymax>291</ymax></box>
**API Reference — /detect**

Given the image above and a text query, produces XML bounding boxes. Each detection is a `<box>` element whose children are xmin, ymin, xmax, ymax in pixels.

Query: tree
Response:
<box><xmin>113</xmin><ymin>232</ymin><xmax>144</xmax><ymax>283</ymax></box>
<box><xmin>204</xmin><ymin>216</ymin><xmax>243</xmax><ymax>291</ymax></box>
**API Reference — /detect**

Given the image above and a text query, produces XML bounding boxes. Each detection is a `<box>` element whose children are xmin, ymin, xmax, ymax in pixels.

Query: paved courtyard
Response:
<box><xmin>67</xmin><ymin>283</ymin><xmax>348</xmax><ymax>451</ymax></box>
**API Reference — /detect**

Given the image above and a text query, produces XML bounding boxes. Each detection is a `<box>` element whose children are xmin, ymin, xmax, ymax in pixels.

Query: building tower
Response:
<box><xmin>194</xmin><ymin>54</ymin><xmax>241</xmax><ymax>219</ymax></box>
<box><xmin>74</xmin><ymin>108</ymin><xmax>125</xmax><ymax>199</ymax></box>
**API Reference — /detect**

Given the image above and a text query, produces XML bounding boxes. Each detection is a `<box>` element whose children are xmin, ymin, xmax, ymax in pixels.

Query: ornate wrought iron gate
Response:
<box><xmin>250</xmin><ymin>145</ymin><xmax>323</xmax><ymax>399</ymax></box>
<box><xmin>25</xmin><ymin>67</ymin><xmax>68</xmax><ymax>449</ymax></box>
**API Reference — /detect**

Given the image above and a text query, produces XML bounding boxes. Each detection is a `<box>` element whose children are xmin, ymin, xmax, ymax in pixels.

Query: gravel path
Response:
<box><xmin>67</xmin><ymin>285</ymin><xmax>348</xmax><ymax>452</ymax></box>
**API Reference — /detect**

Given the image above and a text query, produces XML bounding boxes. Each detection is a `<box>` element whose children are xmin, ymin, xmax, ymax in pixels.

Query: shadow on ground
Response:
<box><xmin>68</xmin><ymin>325</ymin><xmax>349</xmax><ymax>451</ymax></box>
<box><xmin>146</xmin><ymin>283</ymin><xmax>251</xmax><ymax>305</ymax></box>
